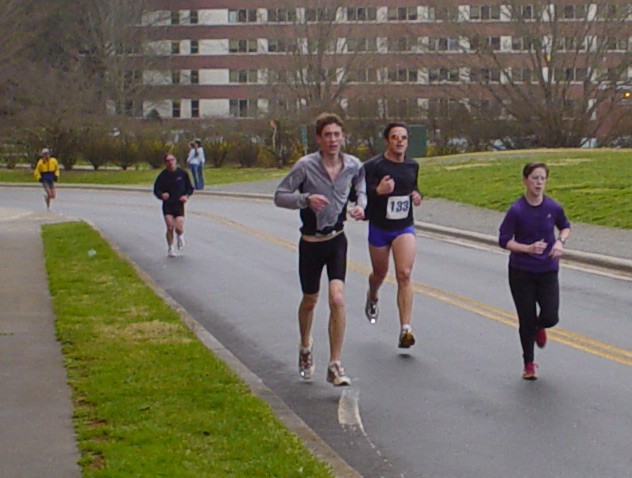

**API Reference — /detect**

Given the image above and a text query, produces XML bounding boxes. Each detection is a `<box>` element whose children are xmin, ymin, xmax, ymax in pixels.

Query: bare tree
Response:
<box><xmin>0</xmin><ymin>0</ymin><xmax>57</xmax><ymax>126</ymax></box>
<box><xmin>264</xmin><ymin>1</ymin><xmax>382</xmax><ymax>120</ymax></box>
<box><xmin>73</xmin><ymin>0</ymin><xmax>157</xmax><ymax>117</ymax></box>
<box><xmin>0</xmin><ymin>0</ymin><xmax>43</xmax><ymax>66</ymax></box>
<box><xmin>0</xmin><ymin>0</ymin><xmax>95</xmax><ymax>161</ymax></box>
<box><xmin>418</xmin><ymin>0</ymin><xmax>632</xmax><ymax>147</ymax></box>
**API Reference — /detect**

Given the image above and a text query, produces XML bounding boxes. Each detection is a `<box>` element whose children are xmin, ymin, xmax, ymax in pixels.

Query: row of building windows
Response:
<box><xmin>159</xmin><ymin>66</ymin><xmax>628</xmax><ymax>86</ymax></box>
<box><xmin>123</xmin><ymin>95</ymin><xmax>592</xmax><ymax>121</ymax></box>
<box><xmin>163</xmin><ymin>4</ymin><xmax>630</xmax><ymax>26</ymax></box>
<box><xmin>169</xmin><ymin>97</ymin><xmax>430</xmax><ymax>119</ymax></box>
<box><xmin>168</xmin><ymin>36</ymin><xmax>631</xmax><ymax>56</ymax></box>
<box><xmin>172</xmin><ymin>70</ymin><xmax>199</xmax><ymax>84</ymax></box>
<box><xmin>162</xmin><ymin>97</ymin><xmax>586</xmax><ymax>119</ymax></box>
<box><xmin>172</xmin><ymin>99</ymin><xmax>200</xmax><ymax>118</ymax></box>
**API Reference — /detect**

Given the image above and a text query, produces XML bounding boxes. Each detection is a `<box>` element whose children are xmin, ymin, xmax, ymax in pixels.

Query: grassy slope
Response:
<box><xmin>418</xmin><ymin>149</ymin><xmax>632</xmax><ymax>229</ymax></box>
<box><xmin>42</xmin><ymin>221</ymin><xmax>333</xmax><ymax>478</ymax></box>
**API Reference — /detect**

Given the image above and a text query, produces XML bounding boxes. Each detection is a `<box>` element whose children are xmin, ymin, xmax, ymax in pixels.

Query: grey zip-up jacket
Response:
<box><xmin>274</xmin><ymin>152</ymin><xmax>367</xmax><ymax>235</ymax></box>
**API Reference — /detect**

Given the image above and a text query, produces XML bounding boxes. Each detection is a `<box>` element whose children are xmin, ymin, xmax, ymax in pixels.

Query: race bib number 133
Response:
<box><xmin>386</xmin><ymin>195</ymin><xmax>410</xmax><ymax>220</ymax></box>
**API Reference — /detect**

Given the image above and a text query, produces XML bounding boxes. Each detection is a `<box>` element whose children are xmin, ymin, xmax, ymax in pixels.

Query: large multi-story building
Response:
<box><xmin>129</xmin><ymin>1</ymin><xmax>632</xmax><ymax>144</ymax></box>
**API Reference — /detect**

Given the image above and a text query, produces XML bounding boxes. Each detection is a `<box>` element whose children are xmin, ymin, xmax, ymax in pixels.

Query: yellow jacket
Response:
<box><xmin>34</xmin><ymin>157</ymin><xmax>60</xmax><ymax>182</ymax></box>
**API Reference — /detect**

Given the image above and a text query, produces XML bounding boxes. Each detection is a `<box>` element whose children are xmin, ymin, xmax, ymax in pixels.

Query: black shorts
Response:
<box><xmin>41</xmin><ymin>179</ymin><xmax>55</xmax><ymax>189</ymax></box>
<box><xmin>162</xmin><ymin>202</ymin><xmax>185</xmax><ymax>217</ymax></box>
<box><xmin>298</xmin><ymin>233</ymin><xmax>347</xmax><ymax>295</ymax></box>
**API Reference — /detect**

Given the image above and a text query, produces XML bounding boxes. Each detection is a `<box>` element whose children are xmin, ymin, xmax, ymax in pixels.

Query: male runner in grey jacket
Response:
<box><xmin>275</xmin><ymin>112</ymin><xmax>366</xmax><ymax>386</ymax></box>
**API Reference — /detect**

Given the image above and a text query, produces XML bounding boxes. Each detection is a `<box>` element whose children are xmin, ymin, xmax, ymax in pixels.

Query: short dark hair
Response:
<box><xmin>383</xmin><ymin>122</ymin><xmax>409</xmax><ymax>139</ymax></box>
<box><xmin>164</xmin><ymin>154</ymin><xmax>176</xmax><ymax>162</ymax></box>
<box><xmin>522</xmin><ymin>161</ymin><xmax>549</xmax><ymax>178</ymax></box>
<box><xmin>315</xmin><ymin>112</ymin><xmax>344</xmax><ymax>136</ymax></box>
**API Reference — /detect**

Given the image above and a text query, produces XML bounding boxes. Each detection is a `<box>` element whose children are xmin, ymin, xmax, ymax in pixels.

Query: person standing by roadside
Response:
<box><xmin>274</xmin><ymin>112</ymin><xmax>366</xmax><ymax>387</ymax></box>
<box><xmin>363</xmin><ymin>122</ymin><xmax>422</xmax><ymax>349</ymax></box>
<box><xmin>33</xmin><ymin>148</ymin><xmax>59</xmax><ymax>210</ymax></box>
<box><xmin>187</xmin><ymin>138</ymin><xmax>205</xmax><ymax>190</ymax></box>
<box><xmin>498</xmin><ymin>162</ymin><xmax>571</xmax><ymax>380</ymax></box>
<box><xmin>154</xmin><ymin>154</ymin><xmax>194</xmax><ymax>257</ymax></box>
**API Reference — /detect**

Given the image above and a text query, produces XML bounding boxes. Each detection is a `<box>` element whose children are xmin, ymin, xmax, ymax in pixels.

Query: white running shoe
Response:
<box><xmin>326</xmin><ymin>361</ymin><xmax>351</xmax><ymax>386</ymax></box>
<box><xmin>168</xmin><ymin>246</ymin><xmax>176</xmax><ymax>257</ymax></box>
<box><xmin>176</xmin><ymin>234</ymin><xmax>185</xmax><ymax>251</ymax></box>
<box><xmin>298</xmin><ymin>340</ymin><xmax>314</xmax><ymax>380</ymax></box>
<box><xmin>365</xmin><ymin>292</ymin><xmax>379</xmax><ymax>324</ymax></box>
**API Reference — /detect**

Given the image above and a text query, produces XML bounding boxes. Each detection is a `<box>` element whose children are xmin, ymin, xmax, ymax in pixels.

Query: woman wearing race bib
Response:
<box><xmin>363</xmin><ymin>122</ymin><xmax>422</xmax><ymax>349</ymax></box>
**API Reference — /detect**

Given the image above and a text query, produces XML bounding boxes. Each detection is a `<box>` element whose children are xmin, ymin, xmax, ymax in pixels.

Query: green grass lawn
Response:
<box><xmin>0</xmin><ymin>165</ymin><xmax>285</xmax><ymax>185</ymax></box>
<box><xmin>418</xmin><ymin>149</ymin><xmax>632</xmax><ymax>229</ymax></box>
<box><xmin>42</xmin><ymin>221</ymin><xmax>333</xmax><ymax>478</ymax></box>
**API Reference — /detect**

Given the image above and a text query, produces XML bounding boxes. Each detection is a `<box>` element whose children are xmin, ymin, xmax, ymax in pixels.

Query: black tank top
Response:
<box><xmin>363</xmin><ymin>154</ymin><xmax>419</xmax><ymax>230</ymax></box>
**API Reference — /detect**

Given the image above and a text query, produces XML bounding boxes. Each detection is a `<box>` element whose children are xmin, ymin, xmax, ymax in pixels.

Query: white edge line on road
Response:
<box><xmin>339</xmin><ymin>389</ymin><xmax>388</xmax><ymax>461</ymax></box>
<box><xmin>339</xmin><ymin>388</ymin><xmax>364</xmax><ymax>431</ymax></box>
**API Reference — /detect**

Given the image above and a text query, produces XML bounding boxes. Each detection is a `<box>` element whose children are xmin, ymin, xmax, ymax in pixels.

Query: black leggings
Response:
<box><xmin>508</xmin><ymin>267</ymin><xmax>560</xmax><ymax>364</ymax></box>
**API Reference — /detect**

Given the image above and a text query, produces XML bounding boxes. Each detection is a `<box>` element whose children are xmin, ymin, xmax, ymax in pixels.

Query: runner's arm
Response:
<box><xmin>363</xmin><ymin>160</ymin><xmax>380</xmax><ymax>198</ymax></box>
<box><xmin>274</xmin><ymin>162</ymin><xmax>309</xmax><ymax>209</ymax></box>
<box><xmin>33</xmin><ymin>161</ymin><xmax>42</xmax><ymax>181</ymax></box>
<box><xmin>498</xmin><ymin>207</ymin><xmax>517</xmax><ymax>250</ymax></box>
<box><xmin>153</xmin><ymin>172</ymin><xmax>166</xmax><ymax>200</ymax></box>
<box><xmin>411</xmin><ymin>162</ymin><xmax>422</xmax><ymax>205</ymax></box>
<box><xmin>351</xmin><ymin>166</ymin><xmax>367</xmax><ymax>210</ymax></box>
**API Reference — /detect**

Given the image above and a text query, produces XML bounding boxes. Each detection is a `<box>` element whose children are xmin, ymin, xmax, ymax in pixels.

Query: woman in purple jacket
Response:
<box><xmin>498</xmin><ymin>162</ymin><xmax>571</xmax><ymax>380</ymax></box>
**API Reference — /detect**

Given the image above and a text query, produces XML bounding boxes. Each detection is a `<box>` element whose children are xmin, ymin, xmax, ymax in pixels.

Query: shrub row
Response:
<box><xmin>0</xmin><ymin>130</ymin><xmax>311</xmax><ymax>171</ymax></box>
<box><xmin>0</xmin><ymin>119</ymin><xmax>409</xmax><ymax>171</ymax></box>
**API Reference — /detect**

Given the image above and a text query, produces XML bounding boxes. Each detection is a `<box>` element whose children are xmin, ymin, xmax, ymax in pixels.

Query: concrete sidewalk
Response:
<box><xmin>0</xmin><ymin>209</ymin><xmax>80</xmax><ymax>478</ymax></box>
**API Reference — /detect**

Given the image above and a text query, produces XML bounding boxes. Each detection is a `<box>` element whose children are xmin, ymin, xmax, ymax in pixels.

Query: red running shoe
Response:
<box><xmin>523</xmin><ymin>362</ymin><xmax>537</xmax><ymax>380</ymax></box>
<box><xmin>535</xmin><ymin>328</ymin><xmax>547</xmax><ymax>348</ymax></box>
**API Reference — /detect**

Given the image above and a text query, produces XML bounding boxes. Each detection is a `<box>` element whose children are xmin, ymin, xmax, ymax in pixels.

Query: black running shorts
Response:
<box><xmin>162</xmin><ymin>201</ymin><xmax>185</xmax><ymax>217</ymax></box>
<box><xmin>298</xmin><ymin>233</ymin><xmax>347</xmax><ymax>295</ymax></box>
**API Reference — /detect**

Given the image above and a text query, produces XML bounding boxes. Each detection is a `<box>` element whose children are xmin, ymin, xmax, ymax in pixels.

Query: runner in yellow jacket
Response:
<box><xmin>33</xmin><ymin>148</ymin><xmax>59</xmax><ymax>209</ymax></box>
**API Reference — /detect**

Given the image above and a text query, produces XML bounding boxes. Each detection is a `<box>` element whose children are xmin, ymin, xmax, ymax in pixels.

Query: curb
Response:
<box><xmin>203</xmin><ymin>189</ymin><xmax>632</xmax><ymax>275</ymax></box>
<box><xmin>413</xmin><ymin>221</ymin><xmax>632</xmax><ymax>275</ymax></box>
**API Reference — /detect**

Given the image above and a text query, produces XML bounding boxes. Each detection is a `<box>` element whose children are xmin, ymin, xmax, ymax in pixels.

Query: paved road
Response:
<box><xmin>2</xmin><ymin>186</ymin><xmax>632</xmax><ymax>478</ymax></box>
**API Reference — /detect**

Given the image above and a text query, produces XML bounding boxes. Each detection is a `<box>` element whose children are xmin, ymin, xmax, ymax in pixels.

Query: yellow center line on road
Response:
<box><xmin>365</xmin><ymin>267</ymin><xmax>632</xmax><ymax>367</ymax></box>
<box><xmin>193</xmin><ymin>210</ymin><xmax>297</xmax><ymax>250</ymax></box>
<box><xmin>195</xmin><ymin>210</ymin><xmax>632</xmax><ymax>368</ymax></box>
